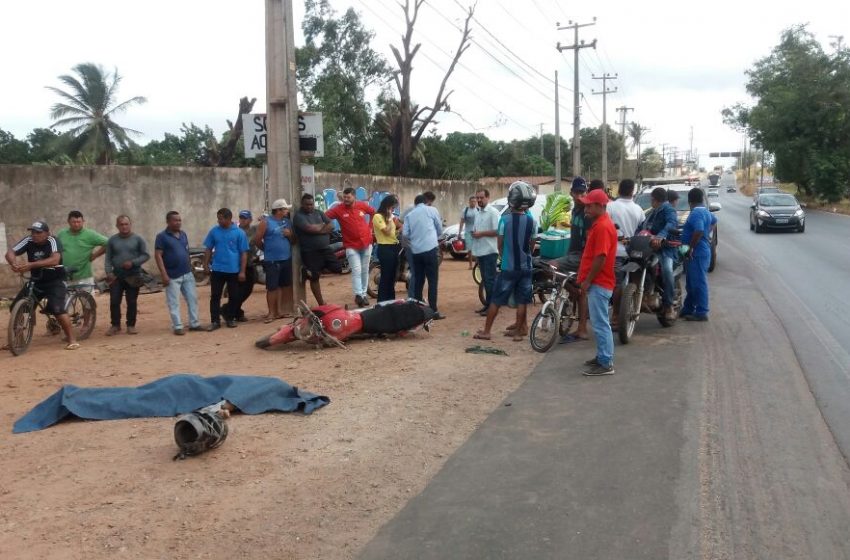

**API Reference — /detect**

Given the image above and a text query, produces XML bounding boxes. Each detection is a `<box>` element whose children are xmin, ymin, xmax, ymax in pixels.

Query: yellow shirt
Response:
<box><xmin>372</xmin><ymin>214</ymin><xmax>398</xmax><ymax>244</ymax></box>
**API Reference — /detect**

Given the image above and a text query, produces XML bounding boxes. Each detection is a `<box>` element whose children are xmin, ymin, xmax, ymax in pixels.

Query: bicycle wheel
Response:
<box><xmin>367</xmin><ymin>266</ymin><xmax>381</xmax><ymax>299</ymax></box>
<box><xmin>530</xmin><ymin>304</ymin><xmax>559</xmax><ymax>353</ymax></box>
<box><xmin>558</xmin><ymin>295</ymin><xmax>578</xmax><ymax>337</ymax></box>
<box><xmin>8</xmin><ymin>298</ymin><xmax>36</xmax><ymax>356</ymax></box>
<box><xmin>478</xmin><ymin>282</ymin><xmax>486</xmax><ymax>307</ymax></box>
<box><xmin>472</xmin><ymin>262</ymin><xmax>482</xmax><ymax>285</ymax></box>
<box><xmin>67</xmin><ymin>291</ymin><xmax>97</xmax><ymax>340</ymax></box>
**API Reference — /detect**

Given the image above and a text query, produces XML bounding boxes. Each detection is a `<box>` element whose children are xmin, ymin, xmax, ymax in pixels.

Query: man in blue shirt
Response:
<box><xmin>254</xmin><ymin>199</ymin><xmax>295</xmax><ymax>321</ymax></box>
<box><xmin>203</xmin><ymin>208</ymin><xmax>249</xmax><ymax>330</ymax></box>
<box><xmin>474</xmin><ymin>199</ymin><xmax>536</xmax><ymax>341</ymax></box>
<box><xmin>643</xmin><ymin>187</ymin><xmax>680</xmax><ymax>321</ymax></box>
<box><xmin>680</xmin><ymin>188</ymin><xmax>717</xmax><ymax>321</ymax></box>
<box><xmin>402</xmin><ymin>191</ymin><xmax>445</xmax><ymax>319</ymax></box>
<box><xmin>154</xmin><ymin>211</ymin><xmax>203</xmax><ymax>335</ymax></box>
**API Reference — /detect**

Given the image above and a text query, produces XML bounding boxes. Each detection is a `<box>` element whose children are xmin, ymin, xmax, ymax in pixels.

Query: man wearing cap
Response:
<box><xmin>154</xmin><ymin>211</ymin><xmax>203</xmax><ymax>335</ymax></box>
<box><xmin>254</xmin><ymin>199</ymin><xmax>294</xmax><ymax>321</ymax></box>
<box><xmin>232</xmin><ymin>210</ymin><xmax>258</xmax><ymax>321</ymax></box>
<box><xmin>577</xmin><ymin>189</ymin><xmax>618</xmax><ymax>376</ymax></box>
<box><xmin>325</xmin><ymin>186</ymin><xmax>376</xmax><ymax>307</ymax></box>
<box><xmin>56</xmin><ymin>210</ymin><xmax>108</xmax><ymax>291</ymax></box>
<box><xmin>5</xmin><ymin>221</ymin><xmax>79</xmax><ymax>350</ymax></box>
<box><xmin>105</xmin><ymin>215</ymin><xmax>150</xmax><ymax>336</ymax></box>
<box><xmin>293</xmin><ymin>193</ymin><xmax>340</xmax><ymax>306</ymax></box>
<box><xmin>555</xmin><ymin>177</ymin><xmax>592</xmax><ymax>342</ymax></box>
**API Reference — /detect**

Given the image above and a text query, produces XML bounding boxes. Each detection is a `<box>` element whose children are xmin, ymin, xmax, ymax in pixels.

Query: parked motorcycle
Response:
<box><xmin>254</xmin><ymin>299</ymin><xmax>435</xmax><ymax>349</ymax></box>
<box><xmin>617</xmin><ymin>232</ymin><xmax>685</xmax><ymax>344</ymax></box>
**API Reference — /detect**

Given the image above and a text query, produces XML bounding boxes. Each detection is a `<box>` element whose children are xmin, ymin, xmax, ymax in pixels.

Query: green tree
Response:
<box><xmin>576</xmin><ymin>126</ymin><xmax>624</xmax><ymax>178</ymax></box>
<box><xmin>296</xmin><ymin>0</ymin><xmax>390</xmax><ymax>172</ymax></box>
<box><xmin>0</xmin><ymin>129</ymin><xmax>31</xmax><ymax>163</ymax></box>
<box><xmin>640</xmin><ymin>147</ymin><xmax>664</xmax><ymax>177</ymax></box>
<box><xmin>26</xmin><ymin>128</ymin><xmax>67</xmax><ymax>162</ymax></box>
<box><xmin>46</xmin><ymin>62</ymin><xmax>146</xmax><ymax>164</ymax></box>
<box><xmin>723</xmin><ymin>25</ymin><xmax>850</xmax><ymax>201</ymax></box>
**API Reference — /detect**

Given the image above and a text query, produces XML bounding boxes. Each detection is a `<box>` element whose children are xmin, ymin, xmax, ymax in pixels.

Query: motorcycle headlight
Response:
<box><xmin>757</xmin><ymin>210</ymin><xmax>770</xmax><ymax>218</ymax></box>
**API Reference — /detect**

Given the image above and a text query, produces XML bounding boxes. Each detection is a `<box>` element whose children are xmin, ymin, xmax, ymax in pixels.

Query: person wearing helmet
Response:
<box><xmin>474</xmin><ymin>181</ymin><xmax>537</xmax><ymax>341</ymax></box>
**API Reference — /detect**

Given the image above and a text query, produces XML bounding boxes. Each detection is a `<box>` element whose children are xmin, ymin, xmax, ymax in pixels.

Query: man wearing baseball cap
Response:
<box><xmin>556</xmin><ymin>176</ymin><xmax>592</xmax><ymax>342</ymax></box>
<box><xmin>5</xmin><ymin>221</ymin><xmax>79</xmax><ymax>349</ymax></box>
<box><xmin>254</xmin><ymin>199</ymin><xmax>295</xmax><ymax>321</ymax></box>
<box><xmin>576</xmin><ymin>189</ymin><xmax>618</xmax><ymax>376</ymax></box>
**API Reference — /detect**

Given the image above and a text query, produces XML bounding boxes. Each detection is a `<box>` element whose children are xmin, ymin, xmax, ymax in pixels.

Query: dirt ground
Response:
<box><xmin>0</xmin><ymin>258</ymin><xmax>544</xmax><ymax>560</ymax></box>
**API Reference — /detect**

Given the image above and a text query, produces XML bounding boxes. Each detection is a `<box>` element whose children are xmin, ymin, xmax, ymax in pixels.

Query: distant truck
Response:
<box><xmin>708</xmin><ymin>166</ymin><xmax>722</xmax><ymax>186</ymax></box>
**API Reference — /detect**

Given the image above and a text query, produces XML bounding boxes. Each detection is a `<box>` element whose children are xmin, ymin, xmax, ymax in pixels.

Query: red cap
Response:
<box><xmin>578</xmin><ymin>189</ymin><xmax>610</xmax><ymax>206</ymax></box>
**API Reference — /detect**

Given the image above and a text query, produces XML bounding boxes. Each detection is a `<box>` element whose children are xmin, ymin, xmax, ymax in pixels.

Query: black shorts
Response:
<box><xmin>301</xmin><ymin>247</ymin><xmax>341</xmax><ymax>279</ymax></box>
<box><xmin>36</xmin><ymin>281</ymin><xmax>67</xmax><ymax>315</ymax></box>
<box><xmin>263</xmin><ymin>259</ymin><xmax>292</xmax><ymax>290</ymax></box>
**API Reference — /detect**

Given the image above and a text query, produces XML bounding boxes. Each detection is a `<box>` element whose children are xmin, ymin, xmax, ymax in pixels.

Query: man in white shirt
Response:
<box><xmin>606</xmin><ymin>179</ymin><xmax>646</xmax><ymax>327</ymax></box>
<box><xmin>471</xmin><ymin>188</ymin><xmax>501</xmax><ymax>315</ymax></box>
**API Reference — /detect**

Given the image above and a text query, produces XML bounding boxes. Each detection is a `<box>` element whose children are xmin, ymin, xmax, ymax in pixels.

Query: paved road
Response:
<box><xmin>360</xmin><ymin>177</ymin><xmax>850</xmax><ymax>559</ymax></box>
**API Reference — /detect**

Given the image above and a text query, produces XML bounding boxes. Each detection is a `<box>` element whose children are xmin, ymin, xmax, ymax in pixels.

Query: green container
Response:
<box><xmin>539</xmin><ymin>229</ymin><xmax>570</xmax><ymax>259</ymax></box>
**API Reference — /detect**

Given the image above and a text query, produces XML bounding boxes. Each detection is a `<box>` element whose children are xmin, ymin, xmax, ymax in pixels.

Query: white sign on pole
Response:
<box><xmin>301</xmin><ymin>164</ymin><xmax>316</xmax><ymax>195</ymax></box>
<box><xmin>242</xmin><ymin>112</ymin><xmax>324</xmax><ymax>158</ymax></box>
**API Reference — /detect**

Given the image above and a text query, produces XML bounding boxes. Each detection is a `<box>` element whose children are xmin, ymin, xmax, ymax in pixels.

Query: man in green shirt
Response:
<box><xmin>56</xmin><ymin>210</ymin><xmax>108</xmax><ymax>289</ymax></box>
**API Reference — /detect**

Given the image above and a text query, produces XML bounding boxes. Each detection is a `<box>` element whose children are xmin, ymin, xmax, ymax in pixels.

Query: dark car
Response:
<box><xmin>749</xmin><ymin>193</ymin><xmax>806</xmax><ymax>233</ymax></box>
<box><xmin>726</xmin><ymin>185</ymin><xmax>737</xmax><ymax>193</ymax></box>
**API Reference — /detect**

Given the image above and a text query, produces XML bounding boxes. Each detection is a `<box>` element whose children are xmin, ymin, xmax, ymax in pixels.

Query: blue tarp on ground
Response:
<box><xmin>13</xmin><ymin>374</ymin><xmax>330</xmax><ymax>433</ymax></box>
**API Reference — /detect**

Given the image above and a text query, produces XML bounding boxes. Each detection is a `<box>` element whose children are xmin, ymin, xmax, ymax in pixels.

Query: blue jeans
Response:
<box><xmin>165</xmin><ymin>271</ymin><xmax>200</xmax><ymax>330</ymax></box>
<box><xmin>477</xmin><ymin>253</ymin><xmax>498</xmax><ymax>308</ymax></box>
<box><xmin>587</xmin><ymin>285</ymin><xmax>614</xmax><ymax>367</ymax></box>
<box><xmin>683</xmin><ymin>252</ymin><xmax>710</xmax><ymax>317</ymax></box>
<box><xmin>345</xmin><ymin>246</ymin><xmax>371</xmax><ymax>298</ymax></box>
<box><xmin>660</xmin><ymin>253</ymin><xmax>676</xmax><ymax>307</ymax></box>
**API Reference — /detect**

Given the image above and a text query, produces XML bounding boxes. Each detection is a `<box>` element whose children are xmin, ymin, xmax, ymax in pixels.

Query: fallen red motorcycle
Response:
<box><xmin>255</xmin><ymin>300</ymin><xmax>435</xmax><ymax>349</ymax></box>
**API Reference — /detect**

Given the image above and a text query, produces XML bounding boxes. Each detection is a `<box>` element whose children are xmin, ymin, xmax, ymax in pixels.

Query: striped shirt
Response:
<box><xmin>498</xmin><ymin>212</ymin><xmax>536</xmax><ymax>272</ymax></box>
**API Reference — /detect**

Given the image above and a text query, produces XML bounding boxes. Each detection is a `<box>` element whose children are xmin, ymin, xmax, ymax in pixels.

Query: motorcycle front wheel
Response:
<box><xmin>530</xmin><ymin>304</ymin><xmax>559</xmax><ymax>353</ymax></box>
<box><xmin>618</xmin><ymin>283</ymin><xmax>638</xmax><ymax>344</ymax></box>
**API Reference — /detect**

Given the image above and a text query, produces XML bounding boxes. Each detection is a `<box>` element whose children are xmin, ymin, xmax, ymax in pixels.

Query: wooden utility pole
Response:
<box><xmin>557</xmin><ymin>18</ymin><xmax>596</xmax><ymax>177</ymax></box>
<box><xmin>592</xmin><ymin>73</ymin><xmax>617</xmax><ymax>185</ymax></box>
<box><xmin>266</xmin><ymin>0</ymin><xmax>303</xmax><ymax>310</ymax></box>
<box><xmin>615</xmin><ymin>105</ymin><xmax>633</xmax><ymax>180</ymax></box>
<box><xmin>554</xmin><ymin>70</ymin><xmax>562</xmax><ymax>193</ymax></box>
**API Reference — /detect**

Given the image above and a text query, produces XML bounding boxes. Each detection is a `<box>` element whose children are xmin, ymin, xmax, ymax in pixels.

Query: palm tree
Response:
<box><xmin>47</xmin><ymin>63</ymin><xmax>146</xmax><ymax>164</ymax></box>
<box><xmin>627</xmin><ymin>122</ymin><xmax>649</xmax><ymax>178</ymax></box>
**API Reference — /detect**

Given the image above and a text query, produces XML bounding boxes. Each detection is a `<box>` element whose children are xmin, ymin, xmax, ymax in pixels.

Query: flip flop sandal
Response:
<box><xmin>473</xmin><ymin>332</ymin><xmax>491</xmax><ymax>340</ymax></box>
<box><xmin>65</xmin><ymin>342</ymin><xmax>80</xmax><ymax>350</ymax></box>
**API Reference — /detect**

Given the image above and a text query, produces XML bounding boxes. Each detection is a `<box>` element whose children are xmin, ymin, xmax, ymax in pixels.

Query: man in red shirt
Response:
<box><xmin>325</xmin><ymin>186</ymin><xmax>376</xmax><ymax>307</ymax></box>
<box><xmin>577</xmin><ymin>189</ymin><xmax>618</xmax><ymax>376</ymax></box>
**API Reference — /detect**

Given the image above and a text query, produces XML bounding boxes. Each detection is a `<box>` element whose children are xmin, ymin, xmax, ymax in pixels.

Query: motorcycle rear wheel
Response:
<box><xmin>618</xmin><ymin>283</ymin><xmax>638</xmax><ymax>344</ymax></box>
<box><xmin>530</xmin><ymin>305</ymin><xmax>559</xmax><ymax>353</ymax></box>
<box><xmin>367</xmin><ymin>267</ymin><xmax>381</xmax><ymax>298</ymax></box>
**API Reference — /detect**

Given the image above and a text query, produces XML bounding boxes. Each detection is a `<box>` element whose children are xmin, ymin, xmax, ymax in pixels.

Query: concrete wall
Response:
<box><xmin>0</xmin><ymin>165</ymin><xmax>482</xmax><ymax>294</ymax></box>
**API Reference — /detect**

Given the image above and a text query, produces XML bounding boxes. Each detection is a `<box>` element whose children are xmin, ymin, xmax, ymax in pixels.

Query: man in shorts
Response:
<box><xmin>293</xmin><ymin>193</ymin><xmax>341</xmax><ymax>306</ymax></box>
<box><xmin>5</xmin><ymin>221</ymin><xmax>79</xmax><ymax>350</ymax></box>
<box><xmin>254</xmin><ymin>199</ymin><xmax>294</xmax><ymax>321</ymax></box>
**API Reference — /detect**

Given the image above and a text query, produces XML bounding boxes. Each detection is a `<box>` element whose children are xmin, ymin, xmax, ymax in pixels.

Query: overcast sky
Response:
<box><xmin>1</xmin><ymin>0</ymin><xmax>847</xmax><ymax>169</ymax></box>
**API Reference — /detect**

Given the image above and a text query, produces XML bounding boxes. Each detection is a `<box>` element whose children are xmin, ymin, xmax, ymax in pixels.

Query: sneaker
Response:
<box><xmin>173</xmin><ymin>328</ymin><xmax>185</xmax><ymax>336</ymax></box>
<box><xmin>105</xmin><ymin>325</ymin><xmax>121</xmax><ymax>336</ymax></box>
<box><xmin>361</xmin><ymin>296</ymin><xmax>371</xmax><ymax>307</ymax></box>
<box><xmin>188</xmin><ymin>325</ymin><xmax>205</xmax><ymax>332</ymax></box>
<box><xmin>583</xmin><ymin>357</ymin><xmax>600</xmax><ymax>367</ymax></box>
<box><xmin>207</xmin><ymin>322</ymin><xmax>221</xmax><ymax>332</ymax></box>
<box><xmin>684</xmin><ymin>315</ymin><xmax>708</xmax><ymax>322</ymax></box>
<box><xmin>126</xmin><ymin>326</ymin><xmax>138</xmax><ymax>335</ymax></box>
<box><xmin>225</xmin><ymin>319</ymin><xmax>238</xmax><ymax>328</ymax></box>
<box><xmin>583</xmin><ymin>364</ymin><xmax>615</xmax><ymax>376</ymax></box>
<box><xmin>355</xmin><ymin>295</ymin><xmax>368</xmax><ymax>308</ymax></box>
<box><xmin>236</xmin><ymin>315</ymin><xmax>248</xmax><ymax>323</ymax></box>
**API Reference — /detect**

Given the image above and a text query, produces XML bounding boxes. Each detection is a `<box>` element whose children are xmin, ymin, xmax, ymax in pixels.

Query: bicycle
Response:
<box><xmin>529</xmin><ymin>262</ymin><xmax>579</xmax><ymax>353</ymax></box>
<box><xmin>7</xmin><ymin>273</ymin><xmax>97</xmax><ymax>356</ymax></box>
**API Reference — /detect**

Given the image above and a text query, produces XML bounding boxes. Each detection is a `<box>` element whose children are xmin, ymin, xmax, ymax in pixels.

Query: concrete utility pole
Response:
<box><xmin>660</xmin><ymin>143</ymin><xmax>670</xmax><ymax>177</ymax></box>
<box><xmin>554</xmin><ymin>70</ymin><xmax>562</xmax><ymax>193</ymax></box>
<box><xmin>615</xmin><ymin>105</ymin><xmax>633</xmax><ymax>180</ymax></box>
<box><xmin>266</xmin><ymin>0</ymin><xmax>303</xmax><ymax>309</ymax></box>
<box><xmin>592</xmin><ymin>73</ymin><xmax>617</xmax><ymax>185</ymax></box>
<box><xmin>557</xmin><ymin>18</ymin><xmax>597</xmax><ymax>177</ymax></box>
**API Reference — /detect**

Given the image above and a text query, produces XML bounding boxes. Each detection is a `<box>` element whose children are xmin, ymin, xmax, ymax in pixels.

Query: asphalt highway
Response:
<box><xmin>360</xmin><ymin>175</ymin><xmax>850</xmax><ymax>559</ymax></box>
